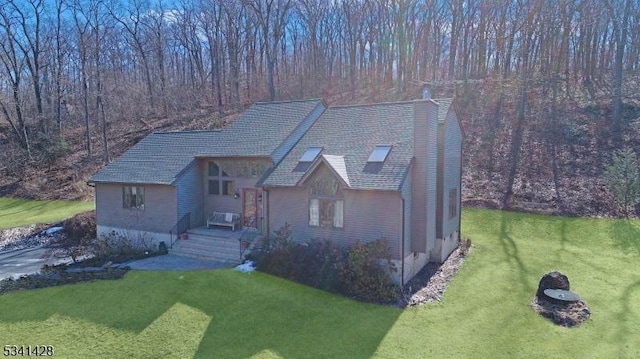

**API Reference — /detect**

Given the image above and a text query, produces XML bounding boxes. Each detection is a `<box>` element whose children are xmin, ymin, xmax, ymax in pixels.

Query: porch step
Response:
<box><xmin>170</xmin><ymin>233</ymin><xmax>241</xmax><ymax>264</ymax></box>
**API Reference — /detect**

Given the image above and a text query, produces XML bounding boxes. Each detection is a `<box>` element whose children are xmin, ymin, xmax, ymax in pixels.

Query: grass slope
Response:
<box><xmin>373</xmin><ymin>209</ymin><xmax>640</xmax><ymax>359</ymax></box>
<box><xmin>0</xmin><ymin>198</ymin><xmax>94</xmax><ymax>229</ymax></box>
<box><xmin>0</xmin><ymin>271</ymin><xmax>400</xmax><ymax>359</ymax></box>
<box><xmin>0</xmin><ymin>208</ymin><xmax>638</xmax><ymax>358</ymax></box>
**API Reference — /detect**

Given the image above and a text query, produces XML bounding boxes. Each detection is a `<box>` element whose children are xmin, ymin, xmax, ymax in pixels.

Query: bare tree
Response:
<box><xmin>6</xmin><ymin>0</ymin><xmax>45</xmax><ymax>128</ymax></box>
<box><xmin>0</xmin><ymin>3</ymin><xmax>31</xmax><ymax>158</ymax></box>
<box><xmin>605</xmin><ymin>0</ymin><xmax>634</xmax><ymax>143</ymax></box>
<box><xmin>109</xmin><ymin>0</ymin><xmax>156</xmax><ymax>111</ymax></box>
<box><xmin>244</xmin><ymin>0</ymin><xmax>293</xmax><ymax>101</ymax></box>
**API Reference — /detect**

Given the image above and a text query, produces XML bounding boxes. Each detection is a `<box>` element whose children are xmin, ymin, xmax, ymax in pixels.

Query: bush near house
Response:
<box><xmin>46</xmin><ymin>211</ymin><xmax>96</xmax><ymax>263</ymax></box>
<box><xmin>249</xmin><ymin>224</ymin><xmax>399</xmax><ymax>304</ymax></box>
<box><xmin>45</xmin><ymin>212</ymin><xmax>160</xmax><ymax>267</ymax></box>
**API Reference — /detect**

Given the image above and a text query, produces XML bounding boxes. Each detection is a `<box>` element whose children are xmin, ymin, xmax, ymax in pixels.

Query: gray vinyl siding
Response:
<box><xmin>442</xmin><ymin>112</ymin><xmax>463</xmax><ymax>238</ymax></box>
<box><xmin>95</xmin><ymin>183</ymin><xmax>177</xmax><ymax>234</ymax></box>
<box><xmin>203</xmin><ymin>177</ymin><xmax>257</xmax><ymax>216</ymax></box>
<box><xmin>271</xmin><ymin>102</ymin><xmax>326</xmax><ymax>165</ymax></box>
<box><xmin>201</xmin><ymin>158</ymin><xmax>270</xmax><ymax>220</ymax></box>
<box><xmin>411</xmin><ymin>100</ymin><xmax>438</xmax><ymax>253</ymax></box>
<box><xmin>436</xmin><ymin>123</ymin><xmax>445</xmax><ymax>239</ymax></box>
<box><xmin>268</xmin><ymin>187</ymin><xmax>403</xmax><ymax>259</ymax></box>
<box><xmin>401</xmin><ymin>165</ymin><xmax>412</xmax><ymax>257</ymax></box>
<box><xmin>426</xmin><ymin>102</ymin><xmax>438</xmax><ymax>251</ymax></box>
<box><xmin>175</xmin><ymin>160</ymin><xmax>203</xmax><ymax>227</ymax></box>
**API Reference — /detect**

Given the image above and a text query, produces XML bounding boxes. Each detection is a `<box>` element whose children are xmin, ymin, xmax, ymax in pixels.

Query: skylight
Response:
<box><xmin>300</xmin><ymin>147</ymin><xmax>323</xmax><ymax>162</ymax></box>
<box><xmin>367</xmin><ymin>145</ymin><xmax>392</xmax><ymax>162</ymax></box>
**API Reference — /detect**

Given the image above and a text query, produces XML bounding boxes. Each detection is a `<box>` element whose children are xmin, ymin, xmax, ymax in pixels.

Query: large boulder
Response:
<box><xmin>536</xmin><ymin>271</ymin><xmax>570</xmax><ymax>299</ymax></box>
<box><xmin>531</xmin><ymin>271</ymin><xmax>591</xmax><ymax>327</ymax></box>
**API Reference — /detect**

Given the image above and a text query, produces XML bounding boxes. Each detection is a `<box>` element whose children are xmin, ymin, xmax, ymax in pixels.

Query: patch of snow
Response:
<box><xmin>44</xmin><ymin>226</ymin><xmax>64</xmax><ymax>235</ymax></box>
<box><xmin>235</xmin><ymin>260</ymin><xmax>255</xmax><ymax>273</ymax></box>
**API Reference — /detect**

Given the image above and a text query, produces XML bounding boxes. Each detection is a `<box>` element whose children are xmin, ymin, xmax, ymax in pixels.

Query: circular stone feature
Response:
<box><xmin>543</xmin><ymin>289</ymin><xmax>580</xmax><ymax>303</ymax></box>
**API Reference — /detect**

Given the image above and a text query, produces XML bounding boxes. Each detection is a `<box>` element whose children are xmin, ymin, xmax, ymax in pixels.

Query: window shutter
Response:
<box><xmin>309</xmin><ymin>199</ymin><xmax>319</xmax><ymax>226</ymax></box>
<box><xmin>333</xmin><ymin>200</ymin><xmax>344</xmax><ymax>228</ymax></box>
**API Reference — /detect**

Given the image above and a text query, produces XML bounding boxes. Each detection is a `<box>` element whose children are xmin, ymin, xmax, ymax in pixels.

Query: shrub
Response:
<box><xmin>31</xmin><ymin>133</ymin><xmax>71</xmax><ymax>168</ymax></box>
<box><xmin>249</xmin><ymin>223</ymin><xmax>298</xmax><ymax>278</ymax></box>
<box><xmin>291</xmin><ymin>239</ymin><xmax>346</xmax><ymax>292</ymax></box>
<box><xmin>250</xmin><ymin>225</ymin><xmax>399</xmax><ymax>304</ymax></box>
<box><xmin>340</xmin><ymin>239</ymin><xmax>399</xmax><ymax>304</ymax></box>
<box><xmin>604</xmin><ymin>147</ymin><xmax>640</xmax><ymax>217</ymax></box>
<box><xmin>459</xmin><ymin>237</ymin><xmax>472</xmax><ymax>256</ymax></box>
<box><xmin>91</xmin><ymin>230</ymin><xmax>154</xmax><ymax>259</ymax></box>
<box><xmin>46</xmin><ymin>211</ymin><xmax>96</xmax><ymax>262</ymax></box>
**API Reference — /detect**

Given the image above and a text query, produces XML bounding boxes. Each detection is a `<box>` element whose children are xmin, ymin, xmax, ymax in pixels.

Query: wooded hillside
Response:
<box><xmin>1</xmin><ymin>0</ymin><xmax>639</xmax><ymax>217</ymax></box>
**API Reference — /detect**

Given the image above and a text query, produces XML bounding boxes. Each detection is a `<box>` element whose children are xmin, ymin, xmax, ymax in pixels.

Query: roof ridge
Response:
<box><xmin>152</xmin><ymin>129</ymin><xmax>223</xmax><ymax>135</ymax></box>
<box><xmin>328</xmin><ymin>100</ymin><xmax>414</xmax><ymax>109</ymax></box>
<box><xmin>253</xmin><ymin>98</ymin><xmax>322</xmax><ymax>105</ymax></box>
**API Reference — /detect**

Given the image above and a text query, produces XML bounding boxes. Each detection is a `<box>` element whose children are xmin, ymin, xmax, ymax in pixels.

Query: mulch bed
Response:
<box><xmin>400</xmin><ymin>243</ymin><xmax>471</xmax><ymax>307</ymax></box>
<box><xmin>530</xmin><ymin>296</ymin><xmax>591</xmax><ymax>327</ymax></box>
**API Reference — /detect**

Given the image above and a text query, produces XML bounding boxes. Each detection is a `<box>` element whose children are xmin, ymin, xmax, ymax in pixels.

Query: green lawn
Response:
<box><xmin>0</xmin><ymin>208</ymin><xmax>638</xmax><ymax>358</ymax></box>
<box><xmin>0</xmin><ymin>197</ymin><xmax>94</xmax><ymax>229</ymax></box>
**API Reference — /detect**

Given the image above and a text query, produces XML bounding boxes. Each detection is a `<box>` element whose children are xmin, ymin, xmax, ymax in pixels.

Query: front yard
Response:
<box><xmin>0</xmin><ymin>208</ymin><xmax>638</xmax><ymax>358</ymax></box>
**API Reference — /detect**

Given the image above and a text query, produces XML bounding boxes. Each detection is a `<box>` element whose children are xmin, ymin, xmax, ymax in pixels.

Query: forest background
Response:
<box><xmin>1</xmin><ymin>0</ymin><xmax>639</xmax><ymax>217</ymax></box>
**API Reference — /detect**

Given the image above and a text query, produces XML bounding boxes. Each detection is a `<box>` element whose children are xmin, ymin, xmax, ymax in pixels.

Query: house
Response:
<box><xmin>88</xmin><ymin>99</ymin><xmax>326</xmax><ymax>243</ymax></box>
<box><xmin>88</xmin><ymin>96</ymin><xmax>462</xmax><ymax>285</ymax></box>
<box><xmin>259</xmin><ymin>98</ymin><xmax>462</xmax><ymax>284</ymax></box>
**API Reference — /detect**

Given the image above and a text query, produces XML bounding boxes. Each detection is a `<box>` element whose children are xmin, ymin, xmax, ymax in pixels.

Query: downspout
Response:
<box><xmin>401</xmin><ymin>197</ymin><xmax>405</xmax><ymax>286</ymax></box>
<box><xmin>263</xmin><ymin>188</ymin><xmax>269</xmax><ymax>236</ymax></box>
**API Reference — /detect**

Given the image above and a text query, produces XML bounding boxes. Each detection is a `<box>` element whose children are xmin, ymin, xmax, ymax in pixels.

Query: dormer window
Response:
<box><xmin>294</xmin><ymin>147</ymin><xmax>323</xmax><ymax>172</ymax></box>
<box><xmin>367</xmin><ymin>145</ymin><xmax>392</xmax><ymax>162</ymax></box>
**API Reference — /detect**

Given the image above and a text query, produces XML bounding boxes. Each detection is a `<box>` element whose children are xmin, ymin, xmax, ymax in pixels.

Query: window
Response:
<box><xmin>309</xmin><ymin>198</ymin><xmax>344</xmax><ymax>228</ymax></box>
<box><xmin>208</xmin><ymin>162</ymin><xmax>220</xmax><ymax>176</ymax></box>
<box><xmin>294</xmin><ymin>147</ymin><xmax>323</xmax><ymax>172</ymax></box>
<box><xmin>222</xmin><ymin>180</ymin><xmax>234</xmax><ymax>195</ymax></box>
<box><xmin>208</xmin><ymin>162</ymin><xmax>234</xmax><ymax>196</ymax></box>
<box><xmin>300</xmin><ymin>147</ymin><xmax>323</xmax><ymax>162</ymax></box>
<box><xmin>208</xmin><ymin>180</ymin><xmax>220</xmax><ymax>195</ymax></box>
<box><xmin>367</xmin><ymin>145</ymin><xmax>392</xmax><ymax>162</ymax></box>
<box><xmin>449</xmin><ymin>188</ymin><xmax>458</xmax><ymax>219</ymax></box>
<box><xmin>123</xmin><ymin>186</ymin><xmax>144</xmax><ymax>210</ymax></box>
<box><xmin>308</xmin><ymin>174</ymin><xmax>343</xmax><ymax>228</ymax></box>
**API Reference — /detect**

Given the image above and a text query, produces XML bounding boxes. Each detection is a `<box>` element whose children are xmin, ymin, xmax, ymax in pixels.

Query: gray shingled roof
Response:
<box><xmin>259</xmin><ymin>101</ymin><xmax>418</xmax><ymax>190</ymax></box>
<box><xmin>434</xmin><ymin>98</ymin><xmax>454</xmax><ymax>122</ymax></box>
<box><xmin>89</xmin><ymin>99</ymin><xmax>323</xmax><ymax>184</ymax></box>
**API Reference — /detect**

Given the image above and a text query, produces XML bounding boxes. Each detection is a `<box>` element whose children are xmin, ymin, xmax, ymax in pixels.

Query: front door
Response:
<box><xmin>243</xmin><ymin>188</ymin><xmax>258</xmax><ymax>229</ymax></box>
